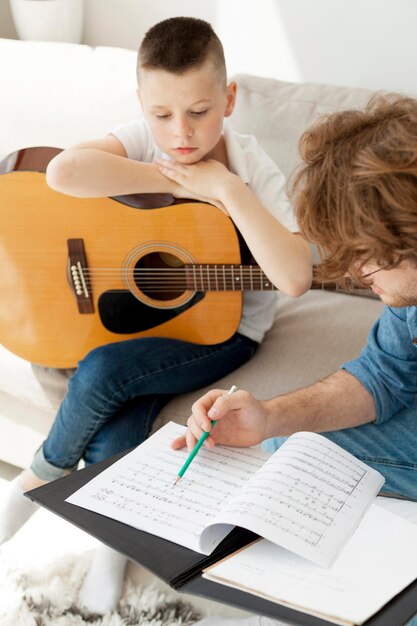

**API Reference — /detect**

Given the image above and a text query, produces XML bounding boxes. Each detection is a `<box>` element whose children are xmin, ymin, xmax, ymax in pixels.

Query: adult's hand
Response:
<box><xmin>171</xmin><ymin>388</ymin><xmax>270</xmax><ymax>452</ymax></box>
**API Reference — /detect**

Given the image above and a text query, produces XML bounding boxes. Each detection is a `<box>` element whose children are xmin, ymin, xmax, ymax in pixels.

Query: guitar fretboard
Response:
<box><xmin>182</xmin><ymin>264</ymin><xmax>376</xmax><ymax>297</ymax></box>
<box><xmin>184</xmin><ymin>264</ymin><xmax>276</xmax><ymax>291</ymax></box>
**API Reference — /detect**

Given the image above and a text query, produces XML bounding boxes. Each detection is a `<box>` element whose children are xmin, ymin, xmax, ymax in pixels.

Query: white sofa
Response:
<box><xmin>0</xmin><ymin>38</ymin><xmax>384</xmax><ymax>470</ymax></box>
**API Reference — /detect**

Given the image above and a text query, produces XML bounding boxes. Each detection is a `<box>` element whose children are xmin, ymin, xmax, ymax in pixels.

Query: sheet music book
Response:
<box><xmin>203</xmin><ymin>504</ymin><xmax>417</xmax><ymax>626</ymax></box>
<box><xmin>66</xmin><ymin>421</ymin><xmax>384</xmax><ymax>567</ymax></box>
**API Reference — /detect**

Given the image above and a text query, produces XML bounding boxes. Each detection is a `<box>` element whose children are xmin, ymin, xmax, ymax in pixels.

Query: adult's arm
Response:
<box><xmin>173</xmin><ymin>305</ymin><xmax>417</xmax><ymax>451</ymax></box>
<box><xmin>172</xmin><ymin>369</ymin><xmax>375</xmax><ymax>452</ymax></box>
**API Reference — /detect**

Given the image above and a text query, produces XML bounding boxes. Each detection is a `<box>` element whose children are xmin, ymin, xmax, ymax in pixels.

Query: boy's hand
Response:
<box><xmin>171</xmin><ymin>389</ymin><xmax>269</xmax><ymax>452</ymax></box>
<box><xmin>157</xmin><ymin>159</ymin><xmax>237</xmax><ymax>211</ymax></box>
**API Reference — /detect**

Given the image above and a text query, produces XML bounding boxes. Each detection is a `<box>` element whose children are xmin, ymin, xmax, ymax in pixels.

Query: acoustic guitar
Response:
<box><xmin>0</xmin><ymin>147</ymin><xmax>372</xmax><ymax>368</ymax></box>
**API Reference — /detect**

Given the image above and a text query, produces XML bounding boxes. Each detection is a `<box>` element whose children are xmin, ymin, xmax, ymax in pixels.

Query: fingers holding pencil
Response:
<box><xmin>171</xmin><ymin>388</ymin><xmax>233</xmax><ymax>453</ymax></box>
<box><xmin>171</xmin><ymin>387</ymin><xmax>268</xmax><ymax>452</ymax></box>
<box><xmin>172</xmin><ymin>386</ymin><xmax>236</xmax><ymax>486</ymax></box>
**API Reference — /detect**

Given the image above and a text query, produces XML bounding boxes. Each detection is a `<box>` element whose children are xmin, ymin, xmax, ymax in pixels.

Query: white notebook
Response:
<box><xmin>203</xmin><ymin>503</ymin><xmax>417</xmax><ymax>626</ymax></box>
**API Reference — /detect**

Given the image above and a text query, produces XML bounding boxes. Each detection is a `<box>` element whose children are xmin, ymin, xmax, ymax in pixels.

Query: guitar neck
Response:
<box><xmin>184</xmin><ymin>264</ymin><xmax>375</xmax><ymax>297</ymax></box>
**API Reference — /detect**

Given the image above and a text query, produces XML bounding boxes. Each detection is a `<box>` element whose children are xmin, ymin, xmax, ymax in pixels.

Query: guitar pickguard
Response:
<box><xmin>98</xmin><ymin>290</ymin><xmax>206</xmax><ymax>334</ymax></box>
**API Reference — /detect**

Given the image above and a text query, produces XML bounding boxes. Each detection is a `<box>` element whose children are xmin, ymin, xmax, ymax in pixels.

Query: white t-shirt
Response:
<box><xmin>111</xmin><ymin>119</ymin><xmax>298</xmax><ymax>343</ymax></box>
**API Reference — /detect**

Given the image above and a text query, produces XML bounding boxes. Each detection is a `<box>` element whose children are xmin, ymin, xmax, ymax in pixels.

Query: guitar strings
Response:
<box><xmin>79</xmin><ymin>266</ymin><xmax>269</xmax><ymax>273</ymax></box>
<box><xmin>70</xmin><ymin>266</ymin><xmax>273</xmax><ymax>293</ymax></box>
<box><xmin>74</xmin><ymin>267</ymin><xmax>273</xmax><ymax>291</ymax></box>
<box><xmin>79</xmin><ymin>268</ymin><xmax>269</xmax><ymax>278</ymax></box>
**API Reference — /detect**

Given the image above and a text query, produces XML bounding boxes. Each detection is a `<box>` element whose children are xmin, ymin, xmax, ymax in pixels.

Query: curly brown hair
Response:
<box><xmin>291</xmin><ymin>94</ymin><xmax>417</xmax><ymax>285</ymax></box>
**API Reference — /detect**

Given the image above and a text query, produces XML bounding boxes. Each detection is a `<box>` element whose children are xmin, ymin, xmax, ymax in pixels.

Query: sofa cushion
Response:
<box><xmin>0</xmin><ymin>345</ymin><xmax>72</xmax><ymax>412</ymax></box>
<box><xmin>0</xmin><ymin>39</ymin><xmax>138</xmax><ymax>160</ymax></box>
<box><xmin>230</xmin><ymin>74</ymin><xmax>375</xmax><ymax>180</ymax></box>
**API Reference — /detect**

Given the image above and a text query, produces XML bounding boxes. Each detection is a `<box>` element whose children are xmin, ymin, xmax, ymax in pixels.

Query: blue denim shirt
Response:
<box><xmin>343</xmin><ymin>306</ymin><xmax>417</xmax><ymax>424</ymax></box>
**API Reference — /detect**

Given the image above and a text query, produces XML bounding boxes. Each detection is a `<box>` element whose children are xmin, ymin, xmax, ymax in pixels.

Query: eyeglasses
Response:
<box><xmin>361</xmin><ymin>266</ymin><xmax>389</xmax><ymax>278</ymax></box>
<box><xmin>350</xmin><ymin>263</ymin><xmax>393</xmax><ymax>285</ymax></box>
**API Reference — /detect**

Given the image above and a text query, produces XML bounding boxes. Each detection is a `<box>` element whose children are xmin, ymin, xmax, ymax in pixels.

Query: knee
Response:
<box><xmin>71</xmin><ymin>344</ymin><xmax>122</xmax><ymax>391</ymax></box>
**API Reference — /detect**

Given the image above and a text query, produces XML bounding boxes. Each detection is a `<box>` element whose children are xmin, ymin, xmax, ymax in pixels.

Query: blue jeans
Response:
<box><xmin>31</xmin><ymin>333</ymin><xmax>257</xmax><ymax>480</ymax></box>
<box><xmin>263</xmin><ymin>396</ymin><xmax>417</xmax><ymax>626</ymax></box>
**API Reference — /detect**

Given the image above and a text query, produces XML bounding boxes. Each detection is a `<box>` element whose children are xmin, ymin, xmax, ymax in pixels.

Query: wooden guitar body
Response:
<box><xmin>1</xmin><ymin>171</ymin><xmax>242</xmax><ymax>368</ymax></box>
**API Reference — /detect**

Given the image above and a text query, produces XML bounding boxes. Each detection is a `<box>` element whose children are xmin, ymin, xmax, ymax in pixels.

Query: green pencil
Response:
<box><xmin>174</xmin><ymin>385</ymin><xmax>237</xmax><ymax>485</ymax></box>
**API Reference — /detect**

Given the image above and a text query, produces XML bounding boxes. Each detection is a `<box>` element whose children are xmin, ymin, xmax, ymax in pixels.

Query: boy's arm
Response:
<box><xmin>46</xmin><ymin>136</ymin><xmax>178</xmax><ymax>198</ymax></box>
<box><xmin>217</xmin><ymin>180</ymin><xmax>312</xmax><ymax>298</ymax></box>
<box><xmin>158</xmin><ymin>159</ymin><xmax>312</xmax><ymax>297</ymax></box>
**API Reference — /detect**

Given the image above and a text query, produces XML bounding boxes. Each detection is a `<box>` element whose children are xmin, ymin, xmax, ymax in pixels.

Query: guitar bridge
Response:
<box><xmin>67</xmin><ymin>239</ymin><xmax>94</xmax><ymax>314</ymax></box>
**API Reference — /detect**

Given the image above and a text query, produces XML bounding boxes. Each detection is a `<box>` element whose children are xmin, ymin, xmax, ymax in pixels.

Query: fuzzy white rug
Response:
<box><xmin>0</xmin><ymin>550</ymin><xmax>203</xmax><ymax>625</ymax></box>
<box><xmin>0</xmin><ymin>479</ymin><xmax>252</xmax><ymax>626</ymax></box>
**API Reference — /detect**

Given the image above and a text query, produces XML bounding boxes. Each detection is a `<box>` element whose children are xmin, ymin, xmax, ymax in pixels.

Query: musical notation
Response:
<box><xmin>67</xmin><ymin>424</ymin><xmax>383</xmax><ymax>564</ymax></box>
<box><xmin>67</xmin><ymin>422</ymin><xmax>269</xmax><ymax>553</ymax></box>
<box><xmin>207</xmin><ymin>432</ymin><xmax>383</xmax><ymax>565</ymax></box>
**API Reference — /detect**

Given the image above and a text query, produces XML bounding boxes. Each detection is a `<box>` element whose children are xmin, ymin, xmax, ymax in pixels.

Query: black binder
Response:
<box><xmin>25</xmin><ymin>451</ymin><xmax>417</xmax><ymax>626</ymax></box>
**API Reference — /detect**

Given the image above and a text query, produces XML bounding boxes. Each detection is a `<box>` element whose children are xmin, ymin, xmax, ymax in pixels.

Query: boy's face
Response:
<box><xmin>137</xmin><ymin>60</ymin><xmax>236</xmax><ymax>164</ymax></box>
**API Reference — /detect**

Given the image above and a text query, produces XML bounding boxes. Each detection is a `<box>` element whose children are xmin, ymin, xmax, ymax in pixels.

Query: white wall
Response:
<box><xmin>2</xmin><ymin>0</ymin><xmax>416</xmax><ymax>93</ymax></box>
<box><xmin>218</xmin><ymin>0</ymin><xmax>417</xmax><ymax>93</ymax></box>
<box><xmin>83</xmin><ymin>0</ymin><xmax>218</xmax><ymax>51</ymax></box>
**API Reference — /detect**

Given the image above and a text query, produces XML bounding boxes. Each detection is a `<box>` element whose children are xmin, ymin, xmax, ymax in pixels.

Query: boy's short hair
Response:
<box><xmin>138</xmin><ymin>17</ymin><xmax>227</xmax><ymax>85</ymax></box>
<box><xmin>291</xmin><ymin>93</ymin><xmax>417</xmax><ymax>284</ymax></box>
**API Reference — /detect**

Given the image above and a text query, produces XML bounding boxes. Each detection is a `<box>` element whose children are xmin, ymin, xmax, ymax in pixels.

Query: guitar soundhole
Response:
<box><xmin>135</xmin><ymin>252</ymin><xmax>187</xmax><ymax>301</ymax></box>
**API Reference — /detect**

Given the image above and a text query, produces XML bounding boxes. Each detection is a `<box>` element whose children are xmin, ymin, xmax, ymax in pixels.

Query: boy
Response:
<box><xmin>0</xmin><ymin>17</ymin><xmax>311</xmax><ymax>614</ymax></box>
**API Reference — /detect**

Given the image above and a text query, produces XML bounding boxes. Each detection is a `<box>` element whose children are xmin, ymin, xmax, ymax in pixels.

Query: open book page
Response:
<box><xmin>66</xmin><ymin>421</ymin><xmax>269</xmax><ymax>554</ymax></box>
<box><xmin>202</xmin><ymin>432</ymin><xmax>384</xmax><ymax>566</ymax></box>
<box><xmin>204</xmin><ymin>503</ymin><xmax>417</xmax><ymax>626</ymax></box>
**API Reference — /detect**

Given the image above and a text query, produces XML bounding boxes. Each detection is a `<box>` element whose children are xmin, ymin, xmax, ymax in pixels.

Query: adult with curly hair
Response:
<box><xmin>172</xmin><ymin>93</ymin><xmax>417</xmax><ymax>506</ymax></box>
